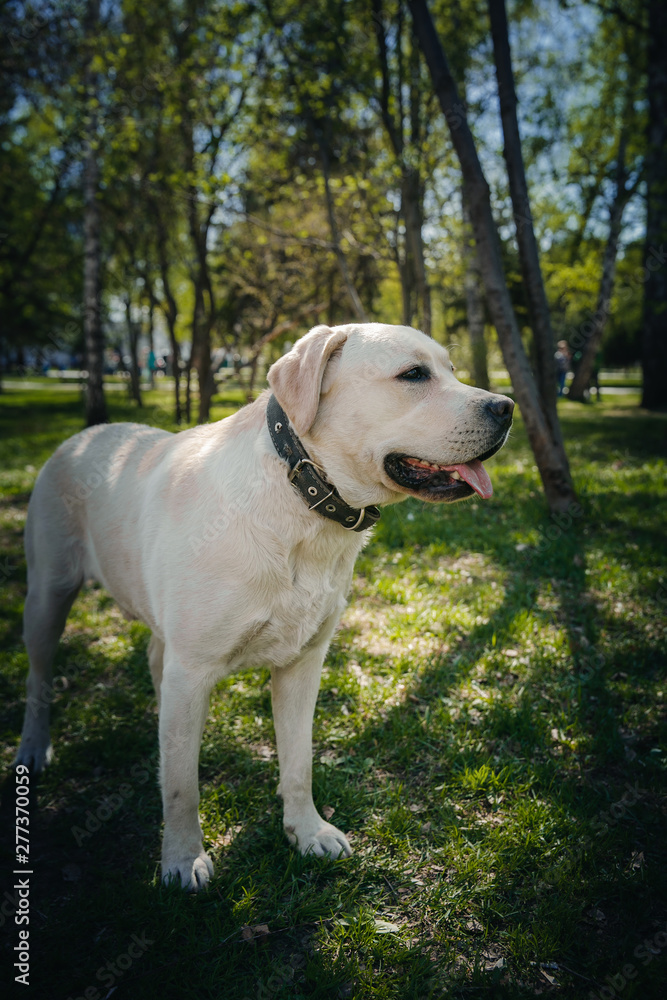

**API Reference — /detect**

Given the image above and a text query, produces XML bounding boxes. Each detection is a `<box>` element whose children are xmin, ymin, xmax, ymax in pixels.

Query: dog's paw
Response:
<box><xmin>162</xmin><ymin>850</ymin><xmax>214</xmax><ymax>891</ymax></box>
<box><xmin>285</xmin><ymin>817</ymin><xmax>352</xmax><ymax>859</ymax></box>
<box><xmin>15</xmin><ymin>739</ymin><xmax>52</xmax><ymax>773</ymax></box>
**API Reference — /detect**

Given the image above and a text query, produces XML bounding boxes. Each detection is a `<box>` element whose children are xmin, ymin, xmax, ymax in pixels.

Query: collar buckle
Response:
<box><xmin>288</xmin><ymin>457</ymin><xmax>325</xmax><ymax>482</ymax></box>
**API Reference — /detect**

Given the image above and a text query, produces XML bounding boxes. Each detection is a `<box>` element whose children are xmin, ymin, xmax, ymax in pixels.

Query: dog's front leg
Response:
<box><xmin>271</xmin><ymin>643</ymin><xmax>352</xmax><ymax>859</ymax></box>
<box><xmin>159</xmin><ymin>655</ymin><xmax>214</xmax><ymax>890</ymax></box>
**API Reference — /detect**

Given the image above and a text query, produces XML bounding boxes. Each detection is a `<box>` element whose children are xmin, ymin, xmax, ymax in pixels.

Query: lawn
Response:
<box><xmin>0</xmin><ymin>384</ymin><xmax>665</xmax><ymax>1000</ymax></box>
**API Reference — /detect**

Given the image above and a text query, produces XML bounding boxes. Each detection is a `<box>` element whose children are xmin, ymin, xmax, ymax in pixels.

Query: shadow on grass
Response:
<box><xmin>341</xmin><ymin>478</ymin><xmax>665</xmax><ymax>989</ymax></box>
<box><xmin>2</xmin><ymin>494</ymin><xmax>662</xmax><ymax>998</ymax></box>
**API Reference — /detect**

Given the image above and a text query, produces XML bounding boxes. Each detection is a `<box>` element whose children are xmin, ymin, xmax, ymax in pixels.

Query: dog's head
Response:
<box><xmin>267</xmin><ymin>323</ymin><xmax>513</xmax><ymax>508</ymax></box>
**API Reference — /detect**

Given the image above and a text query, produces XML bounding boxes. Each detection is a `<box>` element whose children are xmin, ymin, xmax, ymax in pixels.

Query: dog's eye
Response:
<box><xmin>398</xmin><ymin>365</ymin><xmax>430</xmax><ymax>381</ymax></box>
<box><xmin>451</xmin><ymin>363</ymin><xmax>456</xmax><ymax>373</ymax></box>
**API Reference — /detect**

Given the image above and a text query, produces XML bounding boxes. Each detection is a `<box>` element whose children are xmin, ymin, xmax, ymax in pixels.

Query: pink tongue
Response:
<box><xmin>445</xmin><ymin>459</ymin><xmax>493</xmax><ymax>499</ymax></box>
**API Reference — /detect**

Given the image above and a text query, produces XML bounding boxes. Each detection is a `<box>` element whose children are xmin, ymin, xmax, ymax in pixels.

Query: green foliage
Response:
<box><xmin>517</xmin><ymin>0</ymin><xmax>647</xmax><ymax>364</ymax></box>
<box><xmin>0</xmin><ymin>0</ymin><xmax>649</xmax><ymax>386</ymax></box>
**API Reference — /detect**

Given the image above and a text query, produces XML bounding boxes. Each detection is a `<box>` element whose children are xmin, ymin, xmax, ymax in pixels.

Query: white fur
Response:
<box><xmin>16</xmin><ymin>323</ymin><xmax>511</xmax><ymax>889</ymax></box>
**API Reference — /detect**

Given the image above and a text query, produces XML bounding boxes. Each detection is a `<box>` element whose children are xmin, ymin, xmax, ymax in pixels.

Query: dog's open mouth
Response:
<box><xmin>384</xmin><ymin>437</ymin><xmax>507</xmax><ymax>503</ymax></box>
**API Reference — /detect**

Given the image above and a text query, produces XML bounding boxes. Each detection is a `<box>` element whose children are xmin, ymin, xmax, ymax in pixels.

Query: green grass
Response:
<box><xmin>0</xmin><ymin>386</ymin><xmax>666</xmax><ymax>1000</ymax></box>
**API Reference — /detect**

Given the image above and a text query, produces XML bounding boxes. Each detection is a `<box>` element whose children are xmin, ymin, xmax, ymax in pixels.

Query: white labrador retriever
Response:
<box><xmin>16</xmin><ymin>323</ymin><xmax>513</xmax><ymax>889</ymax></box>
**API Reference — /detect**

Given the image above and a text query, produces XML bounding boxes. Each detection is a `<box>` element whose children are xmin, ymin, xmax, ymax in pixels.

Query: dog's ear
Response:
<box><xmin>267</xmin><ymin>324</ymin><xmax>349</xmax><ymax>437</ymax></box>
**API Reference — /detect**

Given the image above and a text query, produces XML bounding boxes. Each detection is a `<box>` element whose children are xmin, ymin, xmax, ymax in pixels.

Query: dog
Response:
<box><xmin>15</xmin><ymin>323</ymin><xmax>513</xmax><ymax>889</ymax></box>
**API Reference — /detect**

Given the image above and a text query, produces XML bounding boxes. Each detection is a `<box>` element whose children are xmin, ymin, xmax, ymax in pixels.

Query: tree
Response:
<box><xmin>101</xmin><ymin>2</ymin><xmax>188</xmax><ymax>424</ymax></box>
<box><xmin>319</xmin><ymin>125</ymin><xmax>369</xmax><ymax>322</ymax></box>
<box><xmin>0</xmin><ymin>120</ymin><xmax>82</xmax><ymax>363</ymax></box>
<box><xmin>163</xmin><ymin>1</ymin><xmax>255</xmax><ymax>423</ymax></box>
<box><xmin>408</xmin><ymin>0</ymin><xmax>575</xmax><ymax>512</ymax></box>
<box><xmin>462</xmin><ymin>192</ymin><xmax>490</xmax><ymax>390</ymax></box>
<box><xmin>0</xmin><ymin>2</ymin><xmax>84</xmax><ymax>374</ymax></box>
<box><xmin>370</xmin><ymin>0</ymin><xmax>434</xmax><ymax>334</ymax></box>
<box><xmin>641</xmin><ymin>0</ymin><xmax>667</xmax><ymax>410</ymax></box>
<box><xmin>82</xmin><ymin>0</ymin><xmax>108</xmax><ymax>426</ymax></box>
<box><xmin>149</xmin><ymin>191</ymin><xmax>184</xmax><ymax>424</ymax></box>
<box><xmin>488</xmin><ymin>0</ymin><xmax>559</xmax><ymax>420</ymax></box>
<box><xmin>1</xmin><ymin>0</ymin><xmax>652</xmax><ymax>433</ymax></box>
<box><xmin>447</xmin><ymin>8</ymin><xmax>494</xmax><ymax>389</ymax></box>
<box><xmin>534</xmin><ymin>0</ymin><xmax>646</xmax><ymax>401</ymax></box>
<box><xmin>264</xmin><ymin>0</ymin><xmax>378</xmax><ymax>324</ymax></box>
<box><xmin>568</xmin><ymin>126</ymin><xmax>641</xmax><ymax>401</ymax></box>
<box><xmin>221</xmin><ymin>153</ymin><xmax>381</xmax><ymax>382</ymax></box>
<box><xmin>105</xmin><ymin>0</ymin><xmax>262</xmax><ymax>423</ymax></box>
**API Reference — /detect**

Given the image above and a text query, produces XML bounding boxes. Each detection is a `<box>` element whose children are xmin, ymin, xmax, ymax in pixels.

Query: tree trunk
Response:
<box><xmin>198</xmin><ymin>352</ymin><xmax>214</xmax><ymax>422</ymax></box>
<box><xmin>152</xmin><ymin>210</ymin><xmax>181</xmax><ymax>423</ymax></box>
<box><xmin>372</xmin><ymin>0</ymin><xmax>413</xmax><ymax>328</ymax></box>
<box><xmin>146</xmin><ymin>290</ymin><xmax>155</xmax><ymax>389</ymax></box>
<box><xmin>185</xmin><ymin>357</ymin><xmax>192</xmax><ymax>424</ymax></box>
<box><xmin>397</xmin><ymin>244</ymin><xmax>413</xmax><ymax>328</ymax></box>
<box><xmin>488</xmin><ymin>0</ymin><xmax>559</xmax><ymax>427</ymax></box>
<box><xmin>405</xmin><ymin>29</ymin><xmax>431</xmax><ymax>335</ymax></box>
<box><xmin>402</xmin><ymin>166</ymin><xmax>432</xmax><ymax>335</ymax></box>
<box><xmin>408</xmin><ymin>0</ymin><xmax>575</xmax><ymax>512</ymax></box>
<box><xmin>191</xmin><ymin>289</ymin><xmax>215</xmax><ymax>424</ymax></box>
<box><xmin>147</xmin><ymin>294</ymin><xmax>155</xmax><ymax>358</ymax></box>
<box><xmin>188</xmin><ymin>277</ymin><xmax>214</xmax><ymax>424</ymax></box>
<box><xmin>82</xmin><ymin>0</ymin><xmax>107</xmax><ymax>428</ymax></box>
<box><xmin>168</xmin><ymin>324</ymin><xmax>181</xmax><ymax>425</ymax></box>
<box><xmin>641</xmin><ymin>0</ymin><xmax>667</xmax><ymax>411</ymax></box>
<box><xmin>372</xmin><ymin>0</ymin><xmax>430</xmax><ymax>335</ymax></box>
<box><xmin>125</xmin><ymin>297</ymin><xmax>143</xmax><ymax>406</ymax></box>
<box><xmin>462</xmin><ymin>191</ymin><xmax>490</xmax><ymax>391</ymax></box>
<box><xmin>180</xmin><ymin>113</ymin><xmax>216</xmax><ymax>425</ymax></box>
<box><xmin>191</xmin><ymin>286</ymin><xmax>215</xmax><ymax>424</ymax></box>
<box><xmin>190</xmin><ymin>281</ymin><xmax>214</xmax><ymax>424</ymax></box>
<box><xmin>569</xmin><ymin>133</ymin><xmax>631</xmax><ymax>402</ymax></box>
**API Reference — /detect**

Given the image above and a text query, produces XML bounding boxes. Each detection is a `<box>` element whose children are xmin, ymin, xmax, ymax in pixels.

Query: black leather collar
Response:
<box><xmin>266</xmin><ymin>394</ymin><xmax>380</xmax><ymax>532</ymax></box>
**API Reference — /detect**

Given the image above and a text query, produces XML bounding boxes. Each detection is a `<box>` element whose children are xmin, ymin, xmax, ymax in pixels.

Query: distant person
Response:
<box><xmin>555</xmin><ymin>340</ymin><xmax>571</xmax><ymax>397</ymax></box>
<box><xmin>147</xmin><ymin>348</ymin><xmax>157</xmax><ymax>389</ymax></box>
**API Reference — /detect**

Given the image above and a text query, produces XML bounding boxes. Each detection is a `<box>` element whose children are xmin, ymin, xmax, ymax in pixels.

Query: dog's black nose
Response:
<box><xmin>485</xmin><ymin>396</ymin><xmax>514</xmax><ymax>426</ymax></box>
